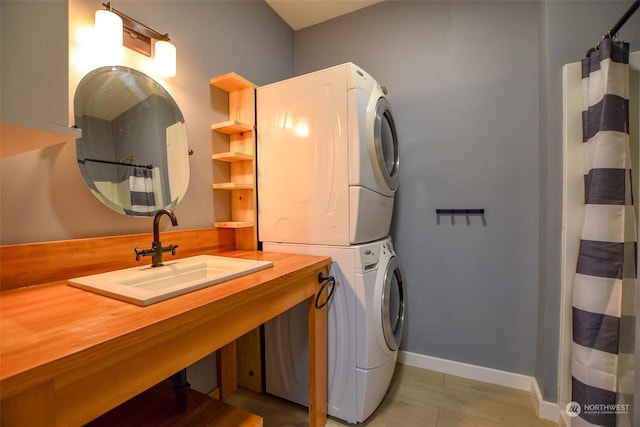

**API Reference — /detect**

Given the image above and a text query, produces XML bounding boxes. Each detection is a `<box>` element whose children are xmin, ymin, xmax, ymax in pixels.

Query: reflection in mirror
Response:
<box><xmin>74</xmin><ymin>66</ymin><xmax>190</xmax><ymax>217</ymax></box>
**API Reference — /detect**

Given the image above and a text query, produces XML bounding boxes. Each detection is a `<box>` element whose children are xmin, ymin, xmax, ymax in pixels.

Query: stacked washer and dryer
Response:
<box><xmin>257</xmin><ymin>63</ymin><xmax>406</xmax><ymax>424</ymax></box>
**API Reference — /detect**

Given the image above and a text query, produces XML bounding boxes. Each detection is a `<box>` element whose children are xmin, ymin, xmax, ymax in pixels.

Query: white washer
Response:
<box><xmin>264</xmin><ymin>236</ymin><xmax>406</xmax><ymax>423</ymax></box>
<box><xmin>257</xmin><ymin>63</ymin><xmax>399</xmax><ymax>246</ymax></box>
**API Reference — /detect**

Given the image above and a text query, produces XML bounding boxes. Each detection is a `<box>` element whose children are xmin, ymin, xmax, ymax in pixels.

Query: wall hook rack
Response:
<box><xmin>436</xmin><ymin>209</ymin><xmax>485</xmax><ymax>215</ymax></box>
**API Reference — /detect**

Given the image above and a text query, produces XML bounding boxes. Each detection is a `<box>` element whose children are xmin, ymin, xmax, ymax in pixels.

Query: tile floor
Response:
<box><xmin>225</xmin><ymin>364</ymin><xmax>560</xmax><ymax>427</ymax></box>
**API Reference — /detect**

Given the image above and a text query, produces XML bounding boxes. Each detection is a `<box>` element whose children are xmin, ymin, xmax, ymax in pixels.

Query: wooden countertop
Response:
<box><xmin>0</xmin><ymin>250</ymin><xmax>330</xmax><ymax>425</ymax></box>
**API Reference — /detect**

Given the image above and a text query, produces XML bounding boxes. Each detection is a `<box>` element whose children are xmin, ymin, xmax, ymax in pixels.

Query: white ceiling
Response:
<box><xmin>265</xmin><ymin>0</ymin><xmax>385</xmax><ymax>31</ymax></box>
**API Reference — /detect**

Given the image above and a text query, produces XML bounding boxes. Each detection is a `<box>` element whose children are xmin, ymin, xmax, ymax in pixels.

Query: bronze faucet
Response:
<box><xmin>134</xmin><ymin>209</ymin><xmax>179</xmax><ymax>267</ymax></box>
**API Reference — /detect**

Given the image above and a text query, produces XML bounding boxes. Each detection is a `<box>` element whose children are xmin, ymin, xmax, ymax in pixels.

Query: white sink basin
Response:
<box><xmin>68</xmin><ymin>255</ymin><xmax>273</xmax><ymax>306</ymax></box>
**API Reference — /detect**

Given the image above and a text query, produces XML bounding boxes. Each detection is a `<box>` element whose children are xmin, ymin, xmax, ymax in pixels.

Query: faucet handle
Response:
<box><xmin>134</xmin><ymin>247</ymin><xmax>147</xmax><ymax>261</ymax></box>
<box><xmin>169</xmin><ymin>244</ymin><xmax>179</xmax><ymax>256</ymax></box>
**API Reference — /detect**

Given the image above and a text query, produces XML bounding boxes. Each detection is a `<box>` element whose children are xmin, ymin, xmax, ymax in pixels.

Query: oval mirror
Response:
<box><xmin>74</xmin><ymin>66</ymin><xmax>190</xmax><ymax>217</ymax></box>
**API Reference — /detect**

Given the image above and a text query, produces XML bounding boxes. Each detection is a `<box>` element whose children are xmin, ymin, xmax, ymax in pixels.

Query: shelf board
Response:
<box><xmin>212</xmin><ymin>182</ymin><xmax>254</xmax><ymax>190</ymax></box>
<box><xmin>211</xmin><ymin>120</ymin><xmax>254</xmax><ymax>135</ymax></box>
<box><xmin>1</xmin><ymin>119</ymin><xmax>82</xmax><ymax>158</ymax></box>
<box><xmin>212</xmin><ymin>152</ymin><xmax>254</xmax><ymax>162</ymax></box>
<box><xmin>214</xmin><ymin>221</ymin><xmax>255</xmax><ymax>229</ymax></box>
<box><xmin>209</xmin><ymin>72</ymin><xmax>257</xmax><ymax>93</ymax></box>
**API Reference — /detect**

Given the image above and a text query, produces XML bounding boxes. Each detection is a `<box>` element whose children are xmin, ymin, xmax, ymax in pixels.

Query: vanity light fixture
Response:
<box><xmin>97</xmin><ymin>2</ymin><xmax>177</xmax><ymax>77</ymax></box>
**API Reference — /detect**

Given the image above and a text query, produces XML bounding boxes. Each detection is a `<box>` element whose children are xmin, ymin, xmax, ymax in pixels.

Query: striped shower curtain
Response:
<box><xmin>571</xmin><ymin>39</ymin><xmax>635</xmax><ymax>426</ymax></box>
<box><xmin>126</xmin><ymin>166</ymin><xmax>157</xmax><ymax>216</ymax></box>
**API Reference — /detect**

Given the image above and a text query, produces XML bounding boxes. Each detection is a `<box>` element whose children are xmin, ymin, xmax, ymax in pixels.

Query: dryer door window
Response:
<box><xmin>381</xmin><ymin>255</ymin><xmax>405</xmax><ymax>351</ymax></box>
<box><xmin>373</xmin><ymin>97</ymin><xmax>399</xmax><ymax>192</ymax></box>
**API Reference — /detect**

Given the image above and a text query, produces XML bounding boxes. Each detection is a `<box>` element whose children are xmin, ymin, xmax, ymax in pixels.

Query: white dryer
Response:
<box><xmin>264</xmin><ymin>236</ymin><xmax>406</xmax><ymax>423</ymax></box>
<box><xmin>257</xmin><ymin>63</ymin><xmax>399</xmax><ymax>246</ymax></box>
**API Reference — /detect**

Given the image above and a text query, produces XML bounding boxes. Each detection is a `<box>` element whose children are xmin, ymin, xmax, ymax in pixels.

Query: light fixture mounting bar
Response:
<box><xmin>102</xmin><ymin>2</ymin><xmax>170</xmax><ymax>57</ymax></box>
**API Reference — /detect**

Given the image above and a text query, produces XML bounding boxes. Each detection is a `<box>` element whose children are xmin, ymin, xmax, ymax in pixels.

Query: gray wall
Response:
<box><xmin>0</xmin><ymin>0</ymin><xmax>294</xmax><ymax>244</ymax></box>
<box><xmin>293</xmin><ymin>0</ymin><xmax>640</xmax><ymax>403</ymax></box>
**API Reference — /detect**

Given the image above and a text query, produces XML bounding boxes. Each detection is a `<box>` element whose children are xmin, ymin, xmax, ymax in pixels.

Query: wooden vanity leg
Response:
<box><xmin>308</xmin><ymin>277</ymin><xmax>328</xmax><ymax>427</ymax></box>
<box><xmin>217</xmin><ymin>341</ymin><xmax>238</xmax><ymax>401</ymax></box>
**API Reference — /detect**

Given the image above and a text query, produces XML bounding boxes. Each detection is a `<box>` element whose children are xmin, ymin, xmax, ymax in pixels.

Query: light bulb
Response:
<box><xmin>155</xmin><ymin>40</ymin><xmax>176</xmax><ymax>77</ymax></box>
<box><xmin>95</xmin><ymin>10</ymin><xmax>123</xmax><ymax>60</ymax></box>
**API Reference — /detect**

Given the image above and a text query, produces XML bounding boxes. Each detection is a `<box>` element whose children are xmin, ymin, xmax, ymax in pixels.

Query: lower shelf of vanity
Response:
<box><xmin>85</xmin><ymin>380</ymin><xmax>263</xmax><ymax>427</ymax></box>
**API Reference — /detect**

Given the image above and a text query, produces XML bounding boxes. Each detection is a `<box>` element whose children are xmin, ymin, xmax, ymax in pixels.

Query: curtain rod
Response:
<box><xmin>78</xmin><ymin>158</ymin><xmax>154</xmax><ymax>170</ymax></box>
<box><xmin>586</xmin><ymin>0</ymin><xmax>640</xmax><ymax>57</ymax></box>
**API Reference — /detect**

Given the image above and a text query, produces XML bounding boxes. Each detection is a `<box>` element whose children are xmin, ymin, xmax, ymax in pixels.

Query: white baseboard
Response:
<box><xmin>530</xmin><ymin>373</ymin><xmax>560</xmax><ymax>423</ymax></box>
<box><xmin>398</xmin><ymin>350</ymin><xmax>560</xmax><ymax>423</ymax></box>
<box><xmin>398</xmin><ymin>350</ymin><xmax>532</xmax><ymax>390</ymax></box>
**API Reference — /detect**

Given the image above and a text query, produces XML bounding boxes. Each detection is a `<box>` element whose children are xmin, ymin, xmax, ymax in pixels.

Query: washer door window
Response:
<box><xmin>372</xmin><ymin>97</ymin><xmax>399</xmax><ymax>192</ymax></box>
<box><xmin>381</xmin><ymin>256</ymin><xmax>405</xmax><ymax>351</ymax></box>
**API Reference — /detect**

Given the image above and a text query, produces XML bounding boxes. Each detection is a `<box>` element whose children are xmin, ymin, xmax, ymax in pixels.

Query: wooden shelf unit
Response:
<box><xmin>210</xmin><ymin>72</ymin><xmax>258</xmax><ymax>250</ymax></box>
<box><xmin>209</xmin><ymin>73</ymin><xmax>264</xmax><ymax>408</ymax></box>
